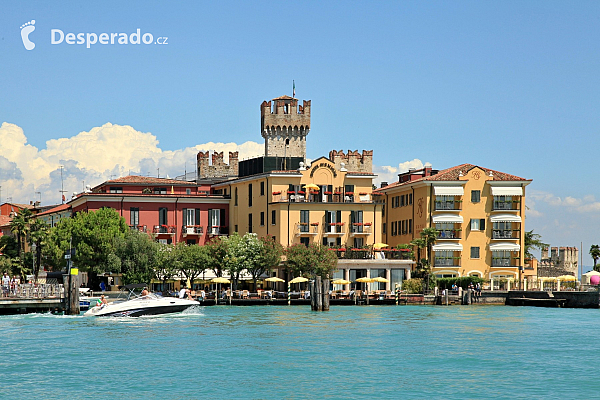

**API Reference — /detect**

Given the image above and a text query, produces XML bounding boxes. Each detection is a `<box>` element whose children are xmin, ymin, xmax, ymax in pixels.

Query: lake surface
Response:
<box><xmin>1</xmin><ymin>305</ymin><xmax>597</xmax><ymax>399</ymax></box>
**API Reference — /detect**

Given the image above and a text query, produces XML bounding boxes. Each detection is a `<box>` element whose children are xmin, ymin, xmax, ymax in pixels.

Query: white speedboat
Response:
<box><xmin>84</xmin><ymin>284</ymin><xmax>198</xmax><ymax>317</ymax></box>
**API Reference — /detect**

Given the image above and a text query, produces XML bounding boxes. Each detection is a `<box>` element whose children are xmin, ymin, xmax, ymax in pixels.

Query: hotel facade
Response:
<box><xmin>374</xmin><ymin>164</ymin><xmax>531</xmax><ymax>283</ymax></box>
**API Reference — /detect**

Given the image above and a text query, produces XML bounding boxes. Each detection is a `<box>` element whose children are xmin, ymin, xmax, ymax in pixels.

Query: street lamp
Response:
<box><xmin>31</xmin><ymin>243</ymin><xmax>37</xmax><ymax>282</ymax></box>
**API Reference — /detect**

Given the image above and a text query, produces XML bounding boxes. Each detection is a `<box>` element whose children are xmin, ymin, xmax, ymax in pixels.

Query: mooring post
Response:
<box><xmin>309</xmin><ymin>280</ymin><xmax>315</xmax><ymax>310</ymax></box>
<box><xmin>287</xmin><ymin>283</ymin><xmax>291</xmax><ymax>306</ymax></box>
<box><xmin>315</xmin><ymin>276</ymin><xmax>323</xmax><ymax>311</ymax></box>
<box><xmin>395</xmin><ymin>284</ymin><xmax>399</xmax><ymax>305</ymax></box>
<box><xmin>322</xmin><ymin>278</ymin><xmax>330</xmax><ymax>311</ymax></box>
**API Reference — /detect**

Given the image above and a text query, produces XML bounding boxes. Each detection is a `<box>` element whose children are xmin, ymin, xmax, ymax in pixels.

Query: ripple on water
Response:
<box><xmin>1</xmin><ymin>306</ymin><xmax>599</xmax><ymax>399</ymax></box>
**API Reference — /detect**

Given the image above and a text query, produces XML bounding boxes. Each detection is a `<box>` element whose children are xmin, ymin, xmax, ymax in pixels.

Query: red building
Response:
<box><xmin>69</xmin><ymin>176</ymin><xmax>230</xmax><ymax>245</ymax></box>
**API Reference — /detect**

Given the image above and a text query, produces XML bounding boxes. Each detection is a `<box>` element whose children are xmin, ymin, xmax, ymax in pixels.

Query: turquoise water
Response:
<box><xmin>1</xmin><ymin>305</ymin><xmax>597</xmax><ymax>399</ymax></box>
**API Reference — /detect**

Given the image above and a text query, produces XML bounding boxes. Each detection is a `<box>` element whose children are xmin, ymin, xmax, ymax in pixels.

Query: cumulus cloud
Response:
<box><xmin>528</xmin><ymin>189</ymin><xmax>600</xmax><ymax>213</ymax></box>
<box><xmin>373</xmin><ymin>158</ymin><xmax>428</xmax><ymax>187</ymax></box>
<box><xmin>0</xmin><ymin>122</ymin><xmax>262</xmax><ymax>205</ymax></box>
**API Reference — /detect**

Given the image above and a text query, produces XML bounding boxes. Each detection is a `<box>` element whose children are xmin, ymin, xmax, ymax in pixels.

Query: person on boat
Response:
<box><xmin>141</xmin><ymin>288</ymin><xmax>149</xmax><ymax>296</ymax></box>
<box><xmin>96</xmin><ymin>294</ymin><xmax>108</xmax><ymax>308</ymax></box>
<box><xmin>179</xmin><ymin>287</ymin><xmax>193</xmax><ymax>300</ymax></box>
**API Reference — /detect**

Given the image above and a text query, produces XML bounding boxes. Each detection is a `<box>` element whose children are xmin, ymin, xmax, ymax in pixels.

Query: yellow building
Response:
<box><xmin>212</xmin><ymin>95</ymin><xmax>414</xmax><ymax>290</ymax></box>
<box><xmin>375</xmin><ymin>164</ymin><xmax>531</xmax><ymax>284</ymax></box>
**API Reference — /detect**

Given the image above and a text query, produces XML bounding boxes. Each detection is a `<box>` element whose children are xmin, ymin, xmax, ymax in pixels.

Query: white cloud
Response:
<box><xmin>528</xmin><ymin>189</ymin><xmax>600</xmax><ymax>213</ymax></box>
<box><xmin>373</xmin><ymin>158</ymin><xmax>429</xmax><ymax>187</ymax></box>
<box><xmin>0</xmin><ymin>122</ymin><xmax>262</xmax><ymax>205</ymax></box>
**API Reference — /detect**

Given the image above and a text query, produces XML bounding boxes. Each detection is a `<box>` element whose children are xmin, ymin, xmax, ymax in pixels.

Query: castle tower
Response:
<box><xmin>261</xmin><ymin>96</ymin><xmax>311</xmax><ymax>159</ymax></box>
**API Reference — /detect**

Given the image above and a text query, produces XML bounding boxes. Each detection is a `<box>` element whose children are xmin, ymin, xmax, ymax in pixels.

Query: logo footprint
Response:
<box><xmin>20</xmin><ymin>20</ymin><xmax>36</xmax><ymax>50</ymax></box>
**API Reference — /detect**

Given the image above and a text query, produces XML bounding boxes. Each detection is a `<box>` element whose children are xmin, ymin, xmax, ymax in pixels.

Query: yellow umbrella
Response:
<box><xmin>373</xmin><ymin>243</ymin><xmax>388</xmax><ymax>250</ymax></box>
<box><xmin>557</xmin><ymin>275</ymin><xmax>576</xmax><ymax>281</ymax></box>
<box><xmin>332</xmin><ymin>279</ymin><xmax>351</xmax><ymax>285</ymax></box>
<box><xmin>289</xmin><ymin>277</ymin><xmax>308</xmax><ymax>284</ymax></box>
<box><xmin>265</xmin><ymin>277</ymin><xmax>285</xmax><ymax>282</ymax></box>
<box><xmin>303</xmin><ymin>184</ymin><xmax>320</xmax><ymax>190</ymax></box>
<box><xmin>355</xmin><ymin>277</ymin><xmax>374</xmax><ymax>283</ymax></box>
<box><xmin>372</xmin><ymin>277</ymin><xmax>389</xmax><ymax>283</ymax></box>
<box><xmin>211</xmin><ymin>277</ymin><xmax>230</xmax><ymax>304</ymax></box>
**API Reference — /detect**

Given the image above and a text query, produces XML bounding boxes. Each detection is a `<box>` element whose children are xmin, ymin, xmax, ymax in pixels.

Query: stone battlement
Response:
<box><xmin>197</xmin><ymin>151</ymin><xmax>239</xmax><ymax>179</ymax></box>
<box><xmin>329</xmin><ymin>149</ymin><xmax>373</xmax><ymax>173</ymax></box>
<box><xmin>261</xmin><ymin>97</ymin><xmax>311</xmax><ymax>158</ymax></box>
<box><xmin>538</xmin><ymin>245</ymin><xmax>578</xmax><ymax>277</ymax></box>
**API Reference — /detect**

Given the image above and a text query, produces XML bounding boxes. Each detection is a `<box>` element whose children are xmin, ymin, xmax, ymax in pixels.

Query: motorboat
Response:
<box><xmin>84</xmin><ymin>283</ymin><xmax>199</xmax><ymax>317</ymax></box>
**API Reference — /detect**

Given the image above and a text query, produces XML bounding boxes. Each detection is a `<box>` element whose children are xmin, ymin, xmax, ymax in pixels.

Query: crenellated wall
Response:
<box><xmin>538</xmin><ymin>246</ymin><xmax>579</xmax><ymax>277</ymax></box>
<box><xmin>197</xmin><ymin>151</ymin><xmax>239</xmax><ymax>179</ymax></box>
<box><xmin>261</xmin><ymin>97</ymin><xmax>311</xmax><ymax>158</ymax></box>
<box><xmin>328</xmin><ymin>149</ymin><xmax>373</xmax><ymax>173</ymax></box>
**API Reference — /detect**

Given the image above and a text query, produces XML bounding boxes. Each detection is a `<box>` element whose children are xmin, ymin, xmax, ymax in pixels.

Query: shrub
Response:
<box><xmin>402</xmin><ymin>278</ymin><xmax>423</xmax><ymax>294</ymax></box>
<box><xmin>435</xmin><ymin>276</ymin><xmax>485</xmax><ymax>290</ymax></box>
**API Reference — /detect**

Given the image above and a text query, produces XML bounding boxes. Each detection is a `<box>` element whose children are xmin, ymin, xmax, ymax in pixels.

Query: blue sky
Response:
<box><xmin>1</xmin><ymin>1</ymin><xmax>600</xmax><ymax>266</ymax></box>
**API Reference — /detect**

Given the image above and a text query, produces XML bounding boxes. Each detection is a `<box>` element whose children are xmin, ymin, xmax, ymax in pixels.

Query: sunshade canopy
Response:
<box><xmin>432</xmin><ymin>214</ymin><xmax>464</xmax><ymax>223</ymax></box>
<box><xmin>289</xmin><ymin>277</ymin><xmax>308</xmax><ymax>284</ymax></box>
<box><xmin>490</xmin><ymin>186</ymin><xmax>523</xmax><ymax>196</ymax></box>
<box><xmin>490</xmin><ymin>214</ymin><xmax>522</xmax><ymax>223</ymax></box>
<box><xmin>433</xmin><ymin>186</ymin><xmax>464</xmax><ymax>196</ymax></box>
<box><xmin>489</xmin><ymin>243</ymin><xmax>521</xmax><ymax>251</ymax></box>
<box><xmin>211</xmin><ymin>277</ymin><xmax>230</xmax><ymax>284</ymax></box>
<box><xmin>265</xmin><ymin>277</ymin><xmax>285</xmax><ymax>282</ymax></box>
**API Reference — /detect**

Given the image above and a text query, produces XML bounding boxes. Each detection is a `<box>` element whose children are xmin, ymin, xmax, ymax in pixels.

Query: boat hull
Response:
<box><xmin>84</xmin><ymin>296</ymin><xmax>199</xmax><ymax>317</ymax></box>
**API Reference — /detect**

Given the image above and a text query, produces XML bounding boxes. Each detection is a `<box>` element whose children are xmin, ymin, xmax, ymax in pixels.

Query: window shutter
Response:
<box><xmin>195</xmin><ymin>209</ymin><xmax>200</xmax><ymax>226</ymax></box>
<box><xmin>480</xmin><ymin>219</ymin><xmax>485</xmax><ymax>231</ymax></box>
<box><xmin>220</xmin><ymin>209</ymin><xmax>226</xmax><ymax>226</ymax></box>
<box><xmin>336</xmin><ymin>210</ymin><xmax>342</xmax><ymax>223</ymax></box>
<box><xmin>182</xmin><ymin>208</ymin><xmax>187</xmax><ymax>226</ymax></box>
<box><xmin>350</xmin><ymin>211</ymin><xmax>355</xmax><ymax>225</ymax></box>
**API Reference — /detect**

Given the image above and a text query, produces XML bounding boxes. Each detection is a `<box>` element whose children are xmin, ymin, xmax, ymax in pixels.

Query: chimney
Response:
<box><xmin>380</xmin><ymin>182</ymin><xmax>388</xmax><ymax>188</ymax></box>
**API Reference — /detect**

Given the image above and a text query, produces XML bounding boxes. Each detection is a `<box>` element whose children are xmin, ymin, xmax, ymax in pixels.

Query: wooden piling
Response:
<box><xmin>322</xmin><ymin>278</ymin><xmax>330</xmax><ymax>311</ymax></box>
<box><xmin>315</xmin><ymin>276</ymin><xmax>323</xmax><ymax>311</ymax></box>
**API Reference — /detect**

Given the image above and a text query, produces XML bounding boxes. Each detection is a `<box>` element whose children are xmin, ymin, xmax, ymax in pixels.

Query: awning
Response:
<box><xmin>433</xmin><ymin>186</ymin><xmax>464</xmax><ymax>196</ymax></box>
<box><xmin>490</xmin><ymin>186</ymin><xmax>523</xmax><ymax>196</ymax></box>
<box><xmin>490</xmin><ymin>214</ymin><xmax>522</xmax><ymax>223</ymax></box>
<box><xmin>433</xmin><ymin>243</ymin><xmax>463</xmax><ymax>251</ymax></box>
<box><xmin>432</xmin><ymin>214</ymin><xmax>464</xmax><ymax>223</ymax></box>
<box><xmin>490</xmin><ymin>243</ymin><xmax>521</xmax><ymax>251</ymax></box>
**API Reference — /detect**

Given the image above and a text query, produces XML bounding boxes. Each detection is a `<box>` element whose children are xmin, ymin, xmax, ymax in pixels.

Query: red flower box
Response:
<box><xmin>297</xmin><ymin>191</ymin><xmax>305</xmax><ymax>195</ymax></box>
<box><xmin>345</xmin><ymin>192</ymin><xmax>354</xmax><ymax>195</ymax></box>
<box><xmin>310</xmin><ymin>222</ymin><xmax>319</xmax><ymax>226</ymax></box>
<box><xmin>272</xmin><ymin>191</ymin><xmax>281</xmax><ymax>195</ymax></box>
<box><xmin>359</xmin><ymin>192</ymin><xmax>367</xmax><ymax>195</ymax></box>
<box><xmin>364</xmin><ymin>222</ymin><xmax>372</xmax><ymax>226</ymax></box>
<box><xmin>324</xmin><ymin>191</ymin><xmax>332</xmax><ymax>195</ymax></box>
<box><xmin>287</xmin><ymin>191</ymin><xmax>295</xmax><ymax>195</ymax></box>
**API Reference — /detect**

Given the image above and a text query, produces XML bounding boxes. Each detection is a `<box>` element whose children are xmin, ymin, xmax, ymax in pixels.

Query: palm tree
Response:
<box><xmin>9</xmin><ymin>208</ymin><xmax>33</xmax><ymax>259</ymax></box>
<box><xmin>590</xmin><ymin>244</ymin><xmax>600</xmax><ymax>272</ymax></box>
<box><xmin>419</xmin><ymin>227</ymin><xmax>438</xmax><ymax>292</ymax></box>
<box><xmin>29</xmin><ymin>218</ymin><xmax>49</xmax><ymax>281</ymax></box>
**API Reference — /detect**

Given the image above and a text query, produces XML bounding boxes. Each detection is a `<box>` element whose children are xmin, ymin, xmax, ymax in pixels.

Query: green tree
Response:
<box><xmin>113</xmin><ymin>230</ymin><xmax>158</xmax><ymax>285</ymax></box>
<box><xmin>155</xmin><ymin>244</ymin><xmax>178</xmax><ymax>293</ymax></box>
<box><xmin>176</xmin><ymin>242</ymin><xmax>209</xmax><ymax>288</ymax></box>
<box><xmin>29</xmin><ymin>218</ymin><xmax>49</xmax><ymax>281</ymax></box>
<box><xmin>247</xmin><ymin>235</ymin><xmax>284</xmax><ymax>290</ymax></box>
<box><xmin>205</xmin><ymin>237</ymin><xmax>228</xmax><ymax>278</ymax></box>
<box><xmin>590</xmin><ymin>244</ymin><xmax>600</xmax><ymax>271</ymax></box>
<box><xmin>286</xmin><ymin>243</ymin><xmax>337</xmax><ymax>279</ymax></box>
<box><xmin>0</xmin><ymin>236</ymin><xmax>19</xmax><ymax>259</ymax></box>
<box><xmin>44</xmin><ymin>208</ymin><xmax>128</xmax><ymax>276</ymax></box>
<box><xmin>10</xmin><ymin>208</ymin><xmax>33</xmax><ymax>259</ymax></box>
<box><xmin>524</xmin><ymin>230</ymin><xmax>549</xmax><ymax>259</ymax></box>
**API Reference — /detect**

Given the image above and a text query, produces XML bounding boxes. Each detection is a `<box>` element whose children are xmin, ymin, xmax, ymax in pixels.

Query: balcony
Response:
<box><xmin>152</xmin><ymin>225</ymin><xmax>176</xmax><ymax>236</ymax></box>
<box><xmin>491</xmin><ymin>258</ymin><xmax>519</xmax><ymax>267</ymax></box>
<box><xmin>182</xmin><ymin>225</ymin><xmax>203</xmax><ymax>237</ymax></box>
<box><xmin>271</xmin><ymin>191</ymin><xmax>372</xmax><ymax>204</ymax></box>
<box><xmin>492</xmin><ymin>200</ymin><xmax>520</xmax><ymax>211</ymax></box>
<box><xmin>295</xmin><ymin>223</ymin><xmax>319</xmax><ymax>236</ymax></box>
<box><xmin>323</xmin><ymin>223</ymin><xmax>345</xmax><ymax>236</ymax></box>
<box><xmin>329</xmin><ymin>248</ymin><xmax>412</xmax><ymax>260</ymax></box>
<box><xmin>129</xmin><ymin>225</ymin><xmax>147</xmax><ymax>233</ymax></box>
<box><xmin>434</xmin><ymin>201</ymin><xmax>462</xmax><ymax>211</ymax></box>
<box><xmin>436</xmin><ymin>229</ymin><xmax>461</xmax><ymax>240</ymax></box>
<box><xmin>492</xmin><ymin>229</ymin><xmax>520</xmax><ymax>240</ymax></box>
<box><xmin>350</xmin><ymin>224</ymin><xmax>372</xmax><ymax>236</ymax></box>
<box><xmin>207</xmin><ymin>226</ymin><xmax>229</xmax><ymax>236</ymax></box>
<box><xmin>434</xmin><ymin>258</ymin><xmax>461</xmax><ymax>268</ymax></box>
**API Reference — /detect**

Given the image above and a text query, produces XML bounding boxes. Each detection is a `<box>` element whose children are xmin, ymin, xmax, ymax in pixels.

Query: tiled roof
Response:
<box><xmin>345</xmin><ymin>171</ymin><xmax>376</xmax><ymax>176</ymax></box>
<box><xmin>375</xmin><ymin>164</ymin><xmax>530</xmax><ymax>192</ymax></box>
<box><xmin>36</xmin><ymin>204</ymin><xmax>71</xmax><ymax>217</ymax></box>
<box><xmin>0</xmin><ymin>215</ymin><xmax>12</xmax><ymax>227</ymax></box>
<box><xmin>272</xmin><ymin>95</ymin><xmax>294</xmax><ymax>100</ymax></box>
<box><xmin>2</xmin><ymin>203</ymin><xmax>34</xmax><ymax>210</ymax></box>
<box><xmin>102</xmin><ymin>175</ymin><xmax>195</xmax><ymax>186</ymax></box>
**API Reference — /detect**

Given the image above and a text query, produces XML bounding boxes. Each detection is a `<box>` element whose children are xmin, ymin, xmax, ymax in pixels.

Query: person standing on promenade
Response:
<box><xmin>2</xmin><ymin>272</ymin><xmax>10</xmax><ymax>297</ymax></box>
